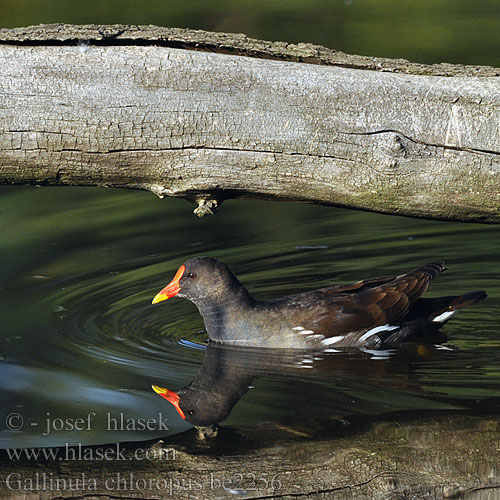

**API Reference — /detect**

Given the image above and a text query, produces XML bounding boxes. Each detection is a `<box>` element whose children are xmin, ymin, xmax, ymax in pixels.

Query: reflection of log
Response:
<box><xmin>0</xmin><ymin>24</ymin><xmax>499</xmax><ymax>222</ymax></box>
<box><xmin>0</xmin><ymin>413</ymin><xmax>499</xmax><ymax>499</ymax></box>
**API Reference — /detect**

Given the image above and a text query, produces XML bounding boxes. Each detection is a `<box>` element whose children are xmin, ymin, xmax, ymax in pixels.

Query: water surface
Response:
<box><xmin>1</xmin><ymin>186</ymin><xmax>498</xmax><ymax>448</ymax></box>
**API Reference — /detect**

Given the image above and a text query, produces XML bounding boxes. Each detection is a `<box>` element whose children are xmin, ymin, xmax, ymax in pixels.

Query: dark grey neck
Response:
<box><xmin>193</xmin><ymin>286</ymin><xmax>256</xmax><ymax>342</ymax></box>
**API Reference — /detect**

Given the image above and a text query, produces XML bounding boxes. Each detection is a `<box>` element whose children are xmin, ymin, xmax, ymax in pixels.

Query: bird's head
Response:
<box><xmin>152</xmin><ymin>257</ymin><xmax>244</xmax><ymax>306</ymax></box>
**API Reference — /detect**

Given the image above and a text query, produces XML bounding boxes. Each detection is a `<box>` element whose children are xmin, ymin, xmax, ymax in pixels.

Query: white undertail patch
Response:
<box><xmin>432</xmin><ymin>310</ymin><xmax>456</xmax><ymax>323</ymax></box>
<box><xmin>434</xmin><ymin>344</ymin><xmax>454</xmax><ymax>351</ymax></box>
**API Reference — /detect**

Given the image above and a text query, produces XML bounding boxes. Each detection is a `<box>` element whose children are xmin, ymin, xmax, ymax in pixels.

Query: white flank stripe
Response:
<box><xmin>432</xmin><ymin>310</ymin><xmax>456</xmax><ymax>323</ymax></box>
<box><xmin>321</xmin><ymin>335</ymin><xmax>345</xmax><ymax>346</ymax></box>
<box><xmin>358</xmin><ymin>324</ymin><xmax>399</xmax><ymax>343</ymax></box>
<box><xmin>299</xmin><ymin>330</ymin><xmax>315</xmax><ymax>335</ymax></box>
<box><xmin>292</xmin><ymin>326</ymin><xmax>305</xmax><ymax>331</ymax></box>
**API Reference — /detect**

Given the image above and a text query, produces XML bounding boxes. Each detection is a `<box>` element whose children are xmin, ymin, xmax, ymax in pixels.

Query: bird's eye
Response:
<box><xmin>188</xmin><ymin>409</ymin><xmax>195</xmax><ymax>415</ymax></box>
<box><xmin>187</xmin><ymin>272</ymin><xmax>196</xmax><ymax>279</ymax></box>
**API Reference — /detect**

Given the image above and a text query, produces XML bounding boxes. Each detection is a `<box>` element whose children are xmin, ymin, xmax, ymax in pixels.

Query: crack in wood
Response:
<box><xmin>1</xmin><ymin>24</ymin><xmax>499</xmax><ymax>77</ymax></box>
<box><xmin>346</xmin><ymin>129</ymin><xmax>500</xmax><ymax>156</ymax></box>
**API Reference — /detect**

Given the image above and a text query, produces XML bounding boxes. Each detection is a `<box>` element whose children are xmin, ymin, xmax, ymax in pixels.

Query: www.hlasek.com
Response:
<box><xmin>6</xmin><ymin>442</ymin><xmax>176</xmax><ymax>462</ymax></box>
<box><xmin>5</xmin><ymin>472</ymin><xmax>283</xmax><ymax>494</ymax></box>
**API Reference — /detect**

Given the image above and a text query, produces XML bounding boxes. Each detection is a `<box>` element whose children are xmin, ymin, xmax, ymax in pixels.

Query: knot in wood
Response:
<box><xmin>392</xmin><ymin>134</ymin><xmax>406</xmax><ymax>154</ymax></box>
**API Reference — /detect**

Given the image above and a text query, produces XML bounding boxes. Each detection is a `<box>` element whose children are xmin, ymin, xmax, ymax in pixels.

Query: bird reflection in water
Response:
<box><xmin>152</xmin><ymin>341</ymin><xmax>449</xmax><ymax>433</ymax></box>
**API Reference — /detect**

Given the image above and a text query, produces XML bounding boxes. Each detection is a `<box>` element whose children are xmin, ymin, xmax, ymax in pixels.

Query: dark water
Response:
<box><xmin>1</xmin><ymin>186</ymin><xmax>499</xmax><ymax>448</ymax></box>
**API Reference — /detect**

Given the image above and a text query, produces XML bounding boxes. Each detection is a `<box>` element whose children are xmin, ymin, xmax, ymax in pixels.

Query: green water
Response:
<box><xmin>0</xmin><ymin>186</ymin><xmax>499</xmax><ymax>447</ymax></box>
<box><xmin>0</xmin><ymin>0</ymin><xmax>499</xmax><ymax>451</ymax></box>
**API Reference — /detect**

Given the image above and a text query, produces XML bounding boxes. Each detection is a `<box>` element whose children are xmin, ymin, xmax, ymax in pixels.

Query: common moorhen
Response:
<box><xmin>152</xmin><ymin>257</ymin><xmax>486</xmax><ymax>349</ymax></box>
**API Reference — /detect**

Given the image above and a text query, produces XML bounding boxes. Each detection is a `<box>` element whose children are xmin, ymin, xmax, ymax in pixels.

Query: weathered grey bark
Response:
<box><xmin>0</xmin><ymin>24</ymin><xmax>499</xmax><ymax>221</ymax></box>
<box><xmin>0</xmin><ymin>414</ymin><xmax>499</xmax><ymax>499</ymax></box>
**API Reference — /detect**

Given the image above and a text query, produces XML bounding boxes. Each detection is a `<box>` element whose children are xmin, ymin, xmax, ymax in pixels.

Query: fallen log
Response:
<box><xmin>1</xmin><ymin>413</ymin><xmax>499</xmax><ymax>499</ymax></box>
<box><xmin>0</xmin><ymin>24</ymin><xmax>499</xmax><ymax>221</ymax></box>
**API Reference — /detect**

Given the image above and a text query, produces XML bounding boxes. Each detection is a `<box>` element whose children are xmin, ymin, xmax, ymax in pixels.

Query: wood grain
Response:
<box><xmin>0</xmin><ymin>25</ymin><xmax>499</xmax><ymax>221</ymax></box>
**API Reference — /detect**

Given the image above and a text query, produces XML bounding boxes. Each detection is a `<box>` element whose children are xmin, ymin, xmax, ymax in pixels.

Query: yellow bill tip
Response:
<box><xmin>151</xmin><ymin>293</ymin><xmax>168</xmax><ymax>305</ymax></box>
<box><xmin>152</xmin><ymin>385</ymin><xmax>168</xmax><ymax>395</ymax></box>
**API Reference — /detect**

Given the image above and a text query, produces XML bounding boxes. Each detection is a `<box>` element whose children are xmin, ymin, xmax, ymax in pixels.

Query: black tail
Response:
<box><xmin>380</xmin><ymin>290</ymin><xmax>487</xmax><ymax>345</ymax></box>
<box><xmin>449</xmin><ymin>291</ymin><xmax>488</xmax><ymax>310</ymax></box>
<box><xmin>405</xmin><ymin>290</ymin><xmax>487</xmax><ymax>324</ymax></box>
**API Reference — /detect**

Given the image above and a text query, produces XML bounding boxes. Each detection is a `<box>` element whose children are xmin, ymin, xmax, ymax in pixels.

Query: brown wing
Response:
<box><xmin>279</xmin><ymin>275</ymin><xmax>397</xmax><ymax>304</ymax></box>
<box><xmin>285</xmin><ymin>262</ymin><xmax>446</xmax><ymax>337</ymax></box>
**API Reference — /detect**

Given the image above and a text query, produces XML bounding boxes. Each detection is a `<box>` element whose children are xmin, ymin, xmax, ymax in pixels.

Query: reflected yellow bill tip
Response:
<box><xmin>152</xmin><ymin>385</ymin><xmax>168</xmax><ymax>394</ymax></box>
<box><xmin>151</xmin><ymin>293</ymin><xmax>168</xmax><ymax>305</ymax></box>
